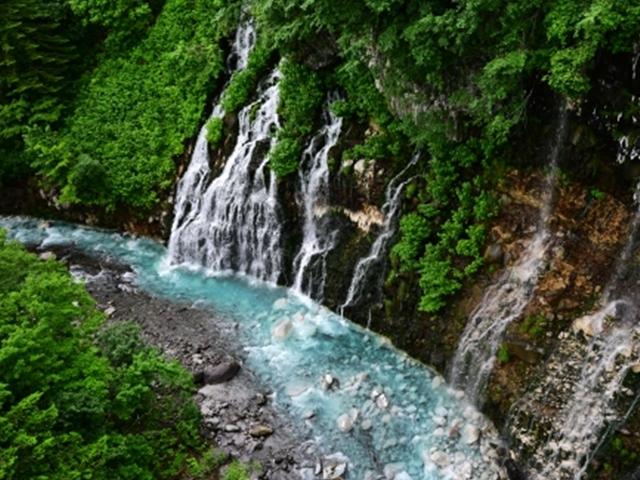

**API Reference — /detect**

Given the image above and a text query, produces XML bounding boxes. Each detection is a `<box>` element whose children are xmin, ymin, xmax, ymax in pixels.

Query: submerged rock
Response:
<box><xmin>273</xmin><ymin>298</ymin><xmax>288</xmax><ymax>310</ymax></box>
<box><xmin>272</xmin><ymin>318</ymin><xmax>293</xmax><ymax>339</ymax></box>
<box><xmin>383</xmin><ymin>463</ymin><xmax>405</xmax><ymax>479</ymax></box>
<box><xmin>337</xmin><ymin>409</ymin><xmax>359</xmax><ymax>432</ymax></box>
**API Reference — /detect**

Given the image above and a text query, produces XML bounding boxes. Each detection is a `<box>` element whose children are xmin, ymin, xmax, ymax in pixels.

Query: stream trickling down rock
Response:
<box><xmin>507</xmin><ymin>183</ymin><xmax>640</xmax><ymax>480</ymax></box>
<box><xmin>448</xmin><ymin>108</ymin><xmax>569</xmax><ymax>404</ymax></box>
<box><xmin>168</xmin><ymin>21</ymin><xmax>284</xmax><ymax>283</ymax></box>
<box><xmin>292</xmin><ymin>94</ymin><xmax>343</xmax><ymax>301</ymax></box>
<box><xmin>0</xmin><ymin>216</ymin><xmax>506</xmax><ymax>480</ymax></box>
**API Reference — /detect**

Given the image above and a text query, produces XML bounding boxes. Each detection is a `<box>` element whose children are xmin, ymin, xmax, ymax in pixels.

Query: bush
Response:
<box><xmin>0</xmin><ymin>231</ymin><xmax>213</xmax><ymax>479</ymax></box>
<box><xmin>267</xmin><ymin>58</ymin><xmax>323</xmax><ymax>178</ymax></box>
<box><xmin>269</xmin><ymin>136</ymin><xmax>302</xmax><ymax>177</ymax></box>
<box><xmin>27</xmin><ymin>0</ymin><xmax>241</xmax><ymax>211</ymax></box>
<box><xmin>206</xmin><ymin>117</ymin><xmax>224</xmax><ymax>147</ymax></box>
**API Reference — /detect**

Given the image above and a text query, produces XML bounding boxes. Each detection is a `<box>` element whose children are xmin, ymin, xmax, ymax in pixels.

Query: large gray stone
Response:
<box><xmin>196</xmin><ymin>360</ymin><xmax>241</xmax><ymax>385</ymax></box>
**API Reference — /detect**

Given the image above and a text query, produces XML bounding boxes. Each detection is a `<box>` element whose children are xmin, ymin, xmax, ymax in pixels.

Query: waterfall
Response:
<box><xmin>168</xmin><ymin>21</ymin><xmax>284</xmax><ymax>282</ymax></box>
<box><xmin>512</xmin><ymin>185</ymin><xmax>640</xmax><ymax>480</ymax></box>
<box><xmin>168</xmin><ymin>68</ymin><xmax>282</xmax><ymax>282</ymax></box>
<box><xmin>448</xmin><ymin>107</ymin><xmax>569</xmax><ymax>404</ymax></box>
<box><xmin>168</xmin><ymin>22</ymin><xmax>256</xmax><ymax>263</ymax></box>
<box><xmin>291</xmin><ymin>95</ymin><xmax>343</xmax><ymax>300</ymax></box>
<box><xmin>341</xmin><ymin>152</ymin><xmax>419</xmax><ymax>311</ymax></box>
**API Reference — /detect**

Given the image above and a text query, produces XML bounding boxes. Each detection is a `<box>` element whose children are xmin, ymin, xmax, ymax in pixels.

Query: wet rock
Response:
<box><xmin>354</xmin><ymin>159</ymin><xmax>367</xmax><ymax>176</ymax></box>
<box><xmin>429</xmin><ymin>451</ymin><xmax>449</xmax><ymax>468</ymax></box>
<box><xmin>249</xmin><ymin>424</ymin><xmax>273</xmax><ymax>438</ymax></box>
<box><xmin>431</xmin><ymin>376</ymin><xmax>444</xmax><ymax>388</ymax></box>
<box><xmin>463</xmin><ymin>424</ymin><xmax>480</xmax><ymax>445</ymax></box>
<box><xmin>337</xmin><ymin>409</ymin><xmax>359</xmax><ymax>432</ymax></box>
<box><xmin>483</xmin><ymin>243</ymin><xmax>504</xmax><ymax>264</ymax></box>
<box><xmin>573</xmin><ymin>316</ymin><xmax>595</xmax><ymax>337</ymax></box>
<box><xmin>376</xmin><ymin>393</ymin><xmax>389</xmax><ymax>409</ymax></box>
<box><xmin>448</xmin><ymin>423</ymin><xmax>461</xmax><ymax>439</ymax></box>
<box><xmin>197</xmin><ymin>360</ymin><xmax>241</xmax><ymax>384</ymax></box>
<box><xmin>272</xmin><ymin>318</ymin><xmax>293</xmax><ymax>339</ymax></box>
<box><xmin>322</xmin><ymin>374</ymin><xmax>340</xmax><ymax>391</ymax></box>
<box><xmin>505</xmin><ymin>342</ymin><xmax>541</xmax><ymax>364</ymax></box>
<box><xmin>322</xmin><ymin>453</ymin><xmax>349</xmax><ymax>480</ymax></box>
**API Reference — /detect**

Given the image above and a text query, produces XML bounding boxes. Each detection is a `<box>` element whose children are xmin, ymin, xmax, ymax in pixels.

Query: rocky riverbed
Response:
<box><xmin>37</xmin><ymin>244</ymin><xmax>324</xmax><ymax>479</ymax></box>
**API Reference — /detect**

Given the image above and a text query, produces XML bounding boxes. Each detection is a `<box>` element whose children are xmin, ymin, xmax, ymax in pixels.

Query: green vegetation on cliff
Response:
<box><xmin>249</xmin><ymin>0</ymin><xmax>640</xmax><ymax>312</ymax></box>
<box><xmin>1</xmin><ymin>0</ymin><xmax>640</xmax><ymax>311</ymax></box>
<box><xmin>0</xmin><ymin>232</ymin><xmax>216</xmax><ymax>479</ymax></box>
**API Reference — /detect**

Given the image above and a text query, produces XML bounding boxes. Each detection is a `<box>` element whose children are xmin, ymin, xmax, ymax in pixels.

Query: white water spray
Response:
<box><xmin>168</xmin><ymin>66</ymin><xmax>283</xmax><ymax>282</ymax></box>
<box><xmin>449</xmin><ymin>108</ymin><xmax>569</xmax><ymax>404</ymax></box>
<box><xmin>167</xmin><ymin>21</ymin><xmax>285</xmax><ymax>282</ymax></box>
<box><xmin>341</xmin><ymin>152</ymin><xmax>419</xmax><ymax>311</ymax></box>
<box><xmin>168</xmin><ymin>22</ymin><xmax>256</xmax><ymax>261</ymax></box>
<box><xmin>292</xmin><ymin>95</ymin><xmax>343</xmax><ymax>300</ymax></box>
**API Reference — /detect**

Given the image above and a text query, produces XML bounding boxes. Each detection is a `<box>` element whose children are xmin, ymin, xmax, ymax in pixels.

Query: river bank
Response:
<box><xmin>35</xmin><ymin>243</ymin><xmax>318</xmax><ymax>479</ymax></box>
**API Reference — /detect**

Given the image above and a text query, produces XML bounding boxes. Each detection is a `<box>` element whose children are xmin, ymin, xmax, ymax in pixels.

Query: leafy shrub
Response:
<box><xmin>0</xmin><ymin>231</ymin><xmax>213</xmax><ymax>479</ymax></box>
<box><xmin>222</xmin><ymin>460</ymin><xmax>251</xmax><ymax>480</ymax></box>
<box><xmin>497</xmin><ymin>344</ymin><xmax>510</xmax><ymax>364</ymax></box>
<box><xmin>222</xmin><ymin>40</ymin><xmax>274</xmax><ymax>114</ymax></box>
<box><xmin>268</xmin><ymin>58</ymin><xmax>323</xmax><ymax>178</ymax></box>
<box><xmin>27</xmin><ymin>0</ymin><xmax>241</xmax><ymax>211</ymax></box>
<box><xmin>206</xmin><ymin>116</ymin><xmax>224</xmax><ymax>147</ymax></box>
<box><xmin>269</xmin><ymin>136</ymin><xmax>302</xmax><ymax>177</ymax></box>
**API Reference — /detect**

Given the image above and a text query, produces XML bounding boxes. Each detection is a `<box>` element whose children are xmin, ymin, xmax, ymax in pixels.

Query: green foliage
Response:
<box><xmin>222</xmin><ymin>40</ymin><xmax>274</xmax><ymax>114</ymax></box>
<box><xmin>268</xmin><ymin>58</ymin><xmax>323</xmax><ymax>178</ymax></box>
<box><xmin>26</xmin><ymin>0</ymin><xmax>241</xmax><ymax>211</ymax></box>
<box><xmin>0</xmin><ymin>232</ymin><xmax>213</xmax><ymax>479</ymax></box>
<box><xmin>417</xmin><ymin>245</ymin><xmax>462</xmax><ymax>313</ymax></box>
<box><xmin>68</xmin><ymin>0</ymin><xmax>154</xmax><ymax>33</ymax></box>
<box><xmin>222</xmin><ymin>460</ymin><xmax>252</xmax><ymax>480</ymax></box>
<box><xmin>520</xmin><ymin>314</ymin><xmax>548</xmax><ymax>338</ymax></box>
<box><xmin>589</xmin><ymin>187</ymin><xmax>605</xmax><ymax>201</ymax></box>
<box><xmin>269</xmin><ymin>136</ymin><xmax>302</xmax><ymax>177</ymax></box>
<box><xmin>206</xmin><ymin>117</ymin><xmax>224</xmax><ymax>147</ymax></box>
<box><xmin>497</xmin><ymin>344</ymin><xmax>510</xmax><ymax>364</ymax></box>
<box><xmin>0</xmin><ymin>0</ymin><xmax>87</xmax><ymax>185</ymax></box>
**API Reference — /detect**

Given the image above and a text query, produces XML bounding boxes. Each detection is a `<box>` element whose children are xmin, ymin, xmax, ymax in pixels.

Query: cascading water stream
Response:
<box><xmin>168</xmin><ymin>66</ymin><xmax>283</xmax><ymax>282</ymax></box>
<box><xmin>292</xmin><ymin>95</ymin><xmax>343</xmax><ymax>300</ymax></box>
<box><xmin>509</xmin><ymin>184</ymin><xmax>640</xmax><ymax>480</ymax></box>
<box><xmin>448</xmin><ymin>107</ymin><xmax>569</xmax><ymax>404</ymax></box>
<box><xmin>0</xmin><ymin>216</ymin><xmax>507</xmax><ymax>480</ymax></box>
<box><xmin>341</xmin><ymin>152</ymin><xmax>419</xmax><ymax>311</ymax></box>
<box><xmin>169</xmin><ymin>21</ymin><xmax>254</xmax><ymax>256</ymax></box>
